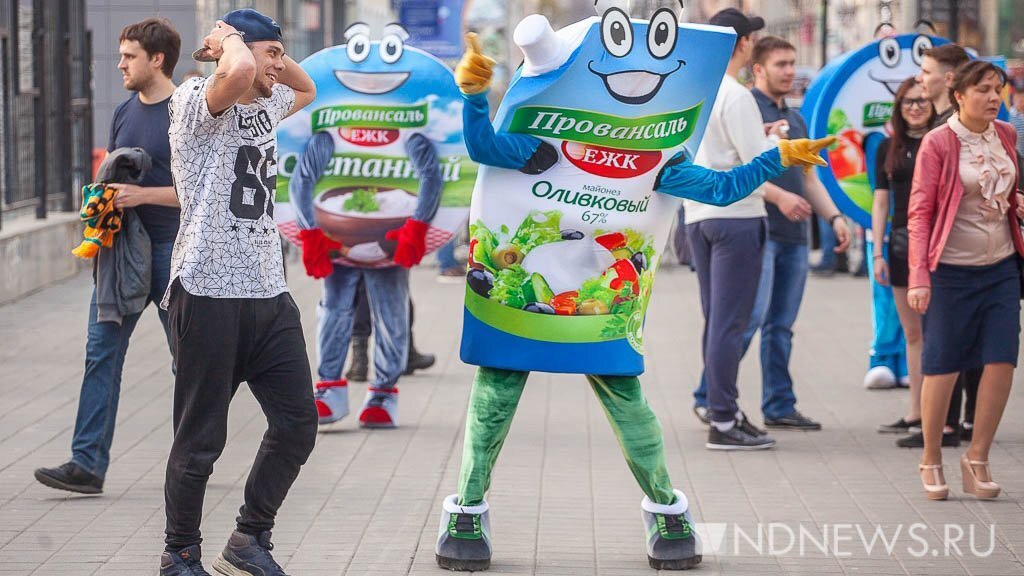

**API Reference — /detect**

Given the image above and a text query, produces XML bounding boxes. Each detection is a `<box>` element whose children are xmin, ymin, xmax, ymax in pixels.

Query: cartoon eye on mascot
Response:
<box><xmin>433</xmin><ymin>0</ymin><xmax>836</xmax><ymax>570</ymax></box>
<box><xmin>802</xmin><ymin>25</ymin><xmax>1005</xmax><ymax>391</ymax></box>
<box><xmin>275</xmin><ymin>22</ymin><xmax>474</xmax><ymax>428</ymax></box>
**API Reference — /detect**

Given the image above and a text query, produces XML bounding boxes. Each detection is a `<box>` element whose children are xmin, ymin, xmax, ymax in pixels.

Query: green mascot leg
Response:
<box><xmin>457</xmin><ymin>366</ymin><xmax>529</xmax><ymax>506</ymax></box>
<box><xmin>586</xmin><ymin>374</ymin><xmax>676</xmax><ymax>505</ymax></box>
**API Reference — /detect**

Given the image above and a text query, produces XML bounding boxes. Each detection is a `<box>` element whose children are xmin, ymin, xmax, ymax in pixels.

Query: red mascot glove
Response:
<box><xmin>385</xmin><ymin>218</ymin><xmax>429</xmax><ymax>268</ymax></box>
<box><xmin>298</xmin><ymin>228</ymin><xmax>340</xmax><ymax>279</ymax></box>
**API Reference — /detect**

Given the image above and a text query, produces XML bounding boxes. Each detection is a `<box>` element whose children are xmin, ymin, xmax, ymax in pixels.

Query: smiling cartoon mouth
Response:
<box><xmin>588</xmin><ymin>60</ymin><xmax>684</xmax><ymax>105</ymax></box>
<box><xmin>334</xmin><ymin>70</ymin><xmax>411</xmax><ymax>95</ymax></box>
<box><xmin>867</xmin><ymin>70</ymin><xmax>904</xmax><ymax>96</ymax></box>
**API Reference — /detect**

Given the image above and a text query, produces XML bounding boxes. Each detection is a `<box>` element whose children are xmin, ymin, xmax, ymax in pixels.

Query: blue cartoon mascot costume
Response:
<box><xmin>433</xmin><ymin>1</ymin><xmax>837</xmax><ymax>570</ymax></box>
<box><xmin>289</xmin><ymin>23</ymin><xmax>445</xmax><ymax>429</ymax></box>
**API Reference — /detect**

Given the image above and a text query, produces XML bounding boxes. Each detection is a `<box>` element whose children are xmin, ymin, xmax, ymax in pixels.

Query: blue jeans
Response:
<box><xmin>437</xmin><ymin>237</ymin><xmax>459</xmax><ymax>270</ymax></box>
<box><xmin>317</xmin><ymin>264</ymin><xmax>409</xmax><ymax>388</ymax></box>
<box><xmin>70</xmin><ymin>241</ymin><xmax>173</xmax><ymax>479</ymax></box>
<box><xmin>815</xmin><ymin>216</ymin><xmax>836</xmax><ymax>269</ymax></box>
<box><xmin>694</xmin><ymin>240</ymin><xmax>807</xmax><ymax>419</ymax></box>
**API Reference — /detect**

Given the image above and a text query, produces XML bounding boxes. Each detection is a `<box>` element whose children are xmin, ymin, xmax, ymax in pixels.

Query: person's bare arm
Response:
<box><xmin>804</xmin><ymin>170</ymin><xmax>850</xmax><ymax>252</ymax></box>
<box><xmin>110</xmin><ymin>184</ymin><xmax>179</xmax><ymax>208</ymax></box>
<box><xmin>204</xmin><ymin>21</ymin><xmax>256</xmax><ymax>116</ymax></box>
<box><xmin>277</xmin><ymin>55</ymin><xmax>315</xmax><ymax>118</ymax></box>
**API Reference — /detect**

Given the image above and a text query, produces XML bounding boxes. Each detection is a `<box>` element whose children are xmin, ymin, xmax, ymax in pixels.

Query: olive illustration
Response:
<box><xmin>560</xmin><ymin>229</ymin><xmax>584</xmax><ymax>240</ymax></box>
<box><xmin>467</xmin><ymin>268</ymin><xmax>495</xmax><ymax>298</ymax></box>
<box><xmin>630</xmin><ymin>251</ymin><xmax>647</xmax><ymax>272</ymax></box>
<box><xmin>491</xmin><ymin>244</ymin><xmax>525</xmax><ymax>269</ymax></box>
<box><xmin>577</xmin><ymin>299</ymin><xmax>609</xmax><ymax>315</ymax></box>
<box><xmin>523</xmin><ymin>302</ymin><xmax>556</xmax><ymax>314</ymax></box>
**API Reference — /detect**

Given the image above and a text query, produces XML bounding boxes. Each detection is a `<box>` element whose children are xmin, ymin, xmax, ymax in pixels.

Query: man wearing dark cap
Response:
<box><xmin>158</xmin><ymin>9</ymin><xmax>317</xmax><ymax>576</ymax></box>
<box><xmin>685</xmin><ymin>8</ymin><xmax>815</xmax><ymax>450</ymax></box>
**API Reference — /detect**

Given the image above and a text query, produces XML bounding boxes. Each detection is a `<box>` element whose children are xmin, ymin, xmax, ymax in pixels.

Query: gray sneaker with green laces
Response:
<box><xmin>435</xmin><ymin>494</ymin><xmax>491</xmax><ymax>571</ymax></box>
<box><xmin>642</xmin><ymin>489</ymin><xmax>702</xmax><ymax>570</ymax></box>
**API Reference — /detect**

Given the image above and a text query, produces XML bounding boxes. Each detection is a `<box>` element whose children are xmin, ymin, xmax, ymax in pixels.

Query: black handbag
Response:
<box><xmin>889</xmin><ymin>227</ymin><xmax>909</xmax><ymax>259</ymax></box>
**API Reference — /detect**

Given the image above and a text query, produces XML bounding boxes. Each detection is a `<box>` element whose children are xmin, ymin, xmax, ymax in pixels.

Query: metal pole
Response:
<box><xmin>32</xmin><ymin>0</ymin><xmax>45</xmax><ymax>219</ymax></box>
<box><xmin>56</xmin><ymin>0</ymin><xmax>71</xmax><ymax>211</ymax></box>
<box><xmin>83</xmin><ymin>27</ymin><xmax>92</xmax><ymax>184</ymax></box>
<box><xmin>820</xmin><ymin>0</ymin><xmax>828</xmax><ymax>69</ymax></box>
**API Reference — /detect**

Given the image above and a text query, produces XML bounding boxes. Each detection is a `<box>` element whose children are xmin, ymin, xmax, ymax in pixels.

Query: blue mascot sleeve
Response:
<box><xmin>463</xmin><ymin>92</ymin><xmax>556</xmax><ymax>174</ymax></box>
<box><xmin>655</xmin><ymin>148</ymin><xmax>785</xmax><ymax>206</ymax></box>
<box><xmin>288</xmin><ymin>130</ymin><xmax>335</xmax><ymax>230</ymax></box>
<box><xmin>406</xmin><ymin>132</ymin><xmax>443</xmax><ymax>223</ymax></box>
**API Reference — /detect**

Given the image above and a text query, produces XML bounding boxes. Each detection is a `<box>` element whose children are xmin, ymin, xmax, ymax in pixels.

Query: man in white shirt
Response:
<box><xmin>158</xmin><ymin>9</ymin><xmax>317</xmax><ymax>576</ymax></box>
<box><xmin>684</xmin><ymin>8</ymin><xmax>812</xmax><ymax>451</ymax></box>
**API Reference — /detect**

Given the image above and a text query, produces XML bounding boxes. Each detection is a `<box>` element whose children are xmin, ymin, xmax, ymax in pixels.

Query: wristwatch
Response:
<box><xmin>828</xmin><ymin>213</ymin><xmax>843</xmax><ymax>226</ymax></box>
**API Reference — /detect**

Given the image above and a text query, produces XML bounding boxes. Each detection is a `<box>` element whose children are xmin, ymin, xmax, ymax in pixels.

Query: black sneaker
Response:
<box><xmin>160</xmin><ymin>545</ymin><xmax>211</xmax><ymax>576</ymax></box>
<box><xmin>706</xmin><ymin>424</ymin><xmax>776</xmax><ymax>451</ymax></box>
<box><xmin>878</xmin><ymin>417</ymin><xmax>921</xmax><ymax>434</ymax></box>
<box><xmin>33</xmin><ymin>462</ymin><xmax>103</xmax><ymax>494</ymax></box>
<box><xmin>737</xmin><ymin>412</ymin><xmax>767</xmax><ymax>437</ymax></box>
<box><xmin>692</xmin><ymin>405</ymin><xmax>710</xmax><ymax>425</ymax></box>
<box><xmin>896</xmin><ymin>431</ymin><xmax>960</xmax><ymax>448</ymax></box>
<box><xmin>764</xmin><ymin>410</ymin><xmax>822</xmax><ymax>431</ymax></box>
<box><xmin>435</xmin><ymin>495</ymin><xmax>492</xmax><ymax>571</ymax></box>
<box><xmin>212</xmin><ymin>530</ymin><xmax>287</xmax><ymax>576</ymax></box>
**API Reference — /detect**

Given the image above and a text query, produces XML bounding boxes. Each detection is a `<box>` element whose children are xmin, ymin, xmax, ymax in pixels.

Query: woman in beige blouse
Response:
<box><xmin>907</xmin><ymin>60</ymin><xmax>1024</xmax><ymax>501</ymax></box>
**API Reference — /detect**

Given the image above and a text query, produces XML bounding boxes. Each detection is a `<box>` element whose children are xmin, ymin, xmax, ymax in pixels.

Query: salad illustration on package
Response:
<box><xmin>466</xmin><ymin>210</ymin><xmax>655</xmax><ymax>335</ymax></box>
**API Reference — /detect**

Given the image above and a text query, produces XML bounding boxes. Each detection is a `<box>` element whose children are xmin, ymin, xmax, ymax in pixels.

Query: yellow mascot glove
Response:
<box><xmin>455</xmin><ymin>33</ymin><xmax>495</xmax><ymax>95</ymax></box>
<box><xmin>778</xmin><ymin>136</ymin><xmax>837</xmax><ymax>174</ymax></box>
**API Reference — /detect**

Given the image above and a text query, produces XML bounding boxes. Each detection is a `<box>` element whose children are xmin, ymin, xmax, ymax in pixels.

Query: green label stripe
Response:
<box><xmin>311</xmin><ymin>103</ymin><xmax>428</xmax><ymax>130</ymax></box>
<box><xmin>465</xmin><ymin>286</ymin><xmax>625</xmax><ymax>343</ymax></box>
<box><xmin>507</xmin><ymin>103</ymin><xmax>702</xmax><ymax>151</ymax></box>
<box><xmin>862</xmin><ymin>102</ymin><xmax>893</xmax><ymax>128</ymax></box>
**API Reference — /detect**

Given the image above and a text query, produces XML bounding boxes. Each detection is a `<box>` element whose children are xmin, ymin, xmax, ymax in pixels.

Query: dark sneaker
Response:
<box><xmin>692</xmin><ymin>405</ymin><xmax>710</xmax><ymax>425</ymax></box>
<box><xmin>160</xmin><ymin>545</ymin><xmax>211</xmax><ymax>576</ymax></box>
<box><xmin>764</xmin><ymin>410</ymin><xmax>822</xmax><ymax>430</ymax></box>
<box><xmin>896</xmin><ymin>431</ymin><xmax>960</xmax><ymax>448</ymax></box>
<box><xmin>878</xmin><ymin>417</ymin><xmax>921</xmax><ymax>434</ymax></box>
<box><xmin>435</xmin><ymin>494</ymin><xmax>491</xmax><ymax>571</ymax></box>
<box><xmin>641</xmin><ymin>490</ymin><xmax>702</xmax><ymax>570</ymax></box>
<box><xmin>212</xmin><ymin>530</ymin><xmax>286</xmax><ymax>576</ymax></box>
<box><xmin>33</xmin><ymin>462</ymin><xmax>103</xmax><ymax>494</ymax></box>
<box><xmin>404</xmin><ymin>348</ymin><xmax>436</xmax><ymax>375</ymax></box>
<box><xmin>737</xmin><ymin>412</ymin><xmax>767</xmax><ymax>437</ymax></box>
<box><xmin>706</xmin><ymin>424</ymin><xmax>776</xmax><ymax>451</ymax></box>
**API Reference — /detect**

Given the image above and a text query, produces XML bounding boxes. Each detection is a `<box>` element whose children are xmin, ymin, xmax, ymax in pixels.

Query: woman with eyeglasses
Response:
<box><xmin>873</xmin><ymin>78</ymin><xmax>934</xmax><ymax>440</ymax></box>
<box><xmin>908</xmin><ymin>60</ymin><xmax>1024</xmax><ymax>501</ymax></box>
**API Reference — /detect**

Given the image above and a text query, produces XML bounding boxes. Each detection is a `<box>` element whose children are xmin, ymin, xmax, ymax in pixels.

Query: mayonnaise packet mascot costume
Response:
<box><xmin>276</xmin><ymin>23</ymin><xmax>474</xmax><ymax>428</ymax></box>
<box><xmin>434</xmin><ymin>1</ymin><xmax>836</xmax><ymax>571</ymax></box>
<box><xmin>801</xmin><ymin>29</ymin><xmax>949</xmax><ymax>389</ymax></box>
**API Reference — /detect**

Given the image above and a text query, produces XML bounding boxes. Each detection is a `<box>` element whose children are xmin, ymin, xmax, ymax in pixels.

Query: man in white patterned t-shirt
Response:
<box><xmin>158</xmin><ymin>9</ymin><xmax>316</xmax><ymax>576</ymax></box>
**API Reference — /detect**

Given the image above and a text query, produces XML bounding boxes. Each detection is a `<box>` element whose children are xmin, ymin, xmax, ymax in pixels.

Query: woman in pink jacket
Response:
<box><xmin>908</xmin><ymin>60</ymin><xmax>1024</xmax><ymax>501</ymax></box>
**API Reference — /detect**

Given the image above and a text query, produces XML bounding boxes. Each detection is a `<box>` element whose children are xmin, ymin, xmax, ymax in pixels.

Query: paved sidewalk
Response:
<box><xmin>0</xmin><ymin>263</ymin><xmax>1022</xmax><ymax>576</ymax></box>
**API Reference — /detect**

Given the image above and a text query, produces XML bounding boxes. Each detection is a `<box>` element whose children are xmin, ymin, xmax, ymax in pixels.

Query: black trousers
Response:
<box><xmin>947</xmin><ymin>367</ymin><xmax>981</xmax><ymax>428</ymax></box>
<box><xmin>352</xmin><ymin>276</ymin><xmax>415</xmax><ymax>340</ymax></box>
<box><xmin>164</xmin><ymin>279</ymin><xmax>317</xmax><ymax>550</ymax></box>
